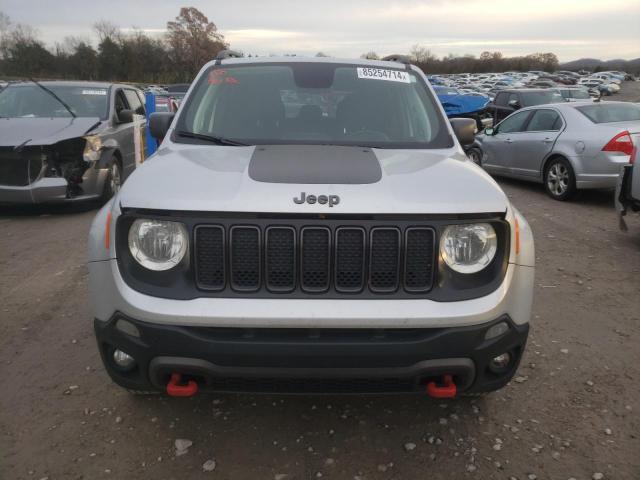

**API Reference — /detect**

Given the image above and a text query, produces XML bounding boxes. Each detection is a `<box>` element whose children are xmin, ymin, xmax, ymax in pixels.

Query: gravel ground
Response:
<box><xmin>1</xmin><ymin>82</ymin><xmax>639</xmax><ymax>480</ymax></box>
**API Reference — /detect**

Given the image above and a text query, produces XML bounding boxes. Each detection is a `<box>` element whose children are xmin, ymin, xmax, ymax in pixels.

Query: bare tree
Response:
<box><xmin>166</xmin><ymin>7</ymin><xmax>226</xmax><ymax>80</ymax></box>
<box><xmin>360</xmin><ymin>51</ymin><xmax>379</xmax><ymax>60</ymax></box>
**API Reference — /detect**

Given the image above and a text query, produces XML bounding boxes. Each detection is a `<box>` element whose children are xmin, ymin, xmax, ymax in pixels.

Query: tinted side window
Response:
<box><xmin>497</xmin><ymin>110</ymin><xmax>531</xmax><ymax>133</ymax></box>
<box><xmin>114</xmin><ymin>90</ymin><xmax>127</xmax><ymax>114</ymax></box>
<box><xmin>124</xmin><ymin>89</ymin><xmax>145</xmax><ymax>115</ymax></box>
<box><xmin>526</xmin><ymin>109</ymin><xmax>562</xmax><ymax>131</ymax></box>
<box><xmin>494</xmin><ymin>92</ymin><xmax>507</xmax><ymax>106</ymax></box>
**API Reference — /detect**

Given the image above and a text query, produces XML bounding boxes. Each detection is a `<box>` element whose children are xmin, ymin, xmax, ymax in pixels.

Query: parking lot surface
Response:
<box><xmin>1</xmin><ymin>83</ymin><xmax>640</xmax><ymax>480</ymax></box>
<box><xmin>1</xmin><ymin>179</ymin><xmax>639</xmax><ymax>480</ymax></box>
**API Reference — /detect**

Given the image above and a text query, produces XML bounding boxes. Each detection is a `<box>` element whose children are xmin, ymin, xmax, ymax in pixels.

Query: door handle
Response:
<box><xmin>504</xmin><ymin>138</ymin><xmax>513</xmax><ymax>144</ymax></box>
<box><xmin>543</xmin><ymin>138</ymin><xmax>553</xmax><ymax>144</ymax></box>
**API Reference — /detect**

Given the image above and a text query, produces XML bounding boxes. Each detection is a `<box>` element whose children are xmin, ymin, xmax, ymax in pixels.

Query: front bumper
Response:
<box><xmin>0</xmin><ymin>177</ymin><xmax>68</xmax><ymax>204</ymax></box>
<box><xmin>95</xmin><ymin>314</ymin><xmax>528</xmax><ymax>394</ymax></box>
<box><xmin>0</xmin><ymin>167</ymin><xmax>107</xmax><ymax>204</ymax></box>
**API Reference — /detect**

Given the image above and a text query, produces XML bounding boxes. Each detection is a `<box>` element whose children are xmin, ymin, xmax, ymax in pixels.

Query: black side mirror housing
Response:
<box><xmin>450</xmin><ymin>118</ymin><xmax>477</xmax><ymax>146</ymax></box>
<box><xmin>117</xmin><ymin>109</ymin><xmax>134</xmax><ymax>123</ymax></box>
<box><xmin>484</xmin><ymin>127</ymin><xmax>495</xmax><ymax>136</ymax></box>
<box><xmin>508</xmin><ymin>99</ymin><xmax>521</xmax><ymax>109</ymax></box>
<box><xmin>149</xmin><ymin>112</ymin><xmax>176</xmax><ymax>141</ymax></box>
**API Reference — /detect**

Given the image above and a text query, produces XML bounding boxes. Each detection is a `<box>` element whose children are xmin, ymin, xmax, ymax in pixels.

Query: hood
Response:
<box><xmin>118</xmin><ymin>143</ymin><xmax>509</xmax><ymax>215</ymax></box>
<box><xmin>0</xmin><ymin>117</ymin><xmax>101</xmax><ymax>147</ymax></box>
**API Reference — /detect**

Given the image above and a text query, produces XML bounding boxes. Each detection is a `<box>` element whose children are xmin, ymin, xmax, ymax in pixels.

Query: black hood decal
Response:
<box><xmin>248</xmin><ymin>145</ymin><xmax>382</xmax><ymax>184</ymax></box>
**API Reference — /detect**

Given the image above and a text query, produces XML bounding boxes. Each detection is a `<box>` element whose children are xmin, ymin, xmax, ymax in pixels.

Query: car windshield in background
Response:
<box><xmin>577</xmin><ymin>104</ymin><xmax>640</xmax><ymax>124</ymax></box>
<box><xmin>177</xmin><ymin>63</ymin><xmax>452</xmax><ymax>149</ymax></box>
<box><xmin>0</xmin><ymin>85</ymin><xmax>109</xmax><ymax>118</ymax></box>
<box><xmin>521</xmin><ymin>90</ymin><xmax>565</xmax><ymax>106</ymax></box>
<box><xmin>563</xmin><ymin>89</ymin><xmax>590</xmax><ymax>100</ymax></box>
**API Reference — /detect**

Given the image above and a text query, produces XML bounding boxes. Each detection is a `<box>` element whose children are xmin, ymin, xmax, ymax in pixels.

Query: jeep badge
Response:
<box><xmin>293</xmin><ymin>192</ymin><xmax>340</xmax><ymax>207</ymax></box>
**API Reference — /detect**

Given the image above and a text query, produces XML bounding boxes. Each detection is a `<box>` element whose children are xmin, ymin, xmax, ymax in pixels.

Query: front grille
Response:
<box><xmin>0</xmin><ymin>147</ymin><xmax>43</xmax><ymax>186</ymax></box>
<box><xmin>195</xmin><ymin>221</ymin><xmax>436</xmax><ymax>297</ymax></box>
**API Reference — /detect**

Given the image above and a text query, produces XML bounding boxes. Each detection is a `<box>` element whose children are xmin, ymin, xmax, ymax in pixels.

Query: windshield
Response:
<box><xmin>577</xmin><ymin>104</ymin><xmax>640</xmax><ymax>124</ymax></box>
<box><xmin>521</xmin><ymin>90</ymin><xmax>565</xmax><ymax>106</ymax></box>
<box><xmin>569</xmin><ymin>89</ymin><xmax>590</xmax><ymax>99</ymax></box>
<box><xmin>0</xmin><ymin>84</ymin><xmax>109</xmax><ymax>118</ymax></box>
<box><xmin>176</xmin><ymin>63</ymin><xmax>452</xmax><ymax>149</ymax></box>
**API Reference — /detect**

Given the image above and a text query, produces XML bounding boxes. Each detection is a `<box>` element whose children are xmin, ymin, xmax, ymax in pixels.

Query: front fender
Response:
<box><xmin>88</xmin><ymin>199</ymin><xmax>120</xmax><ymax>262</ymax></box>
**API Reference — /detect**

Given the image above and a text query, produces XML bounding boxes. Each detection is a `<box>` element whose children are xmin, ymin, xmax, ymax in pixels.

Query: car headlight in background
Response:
<box><xmin>83</xmin><ymin>135</ymin><xmax>102</xmax><ymax>162</ymax></box>
<box><xmin>440</xmin><ymin>223</ymin><xmax>497</xmax><ymax>274</ymax></box>
<box><xmin>128</xmin><ymin>219</ymin><xmax>188</xmax><ymax>271</ymax></box>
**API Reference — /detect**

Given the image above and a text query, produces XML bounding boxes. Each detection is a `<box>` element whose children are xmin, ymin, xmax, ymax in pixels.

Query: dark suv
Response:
<box><xmin>487</xmin><ymin>88</ymin><xmax>565</xmax><ymax>124</ymax></box>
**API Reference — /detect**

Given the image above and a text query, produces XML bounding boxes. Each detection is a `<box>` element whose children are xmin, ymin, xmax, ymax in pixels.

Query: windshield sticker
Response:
<box><xmin>357</xmin><ymin>67</ymin><xmax>410</xmax><ymax>83</ymax></box>
<box><xmin>208</xmin><ymin>70</ymin><xmax>239</xmax><ymax>85</ymax></box>
<box><xmin>82</xmin><ymin>89</ymin><xmax>107</xmax><ymax>95</ymax></box>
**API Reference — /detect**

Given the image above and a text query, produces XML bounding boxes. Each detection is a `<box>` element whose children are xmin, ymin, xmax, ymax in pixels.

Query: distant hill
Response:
<box><xmin>560</xmin><ymin>57</ymin><xmax>640</xmax><ymax>73</ymax></box>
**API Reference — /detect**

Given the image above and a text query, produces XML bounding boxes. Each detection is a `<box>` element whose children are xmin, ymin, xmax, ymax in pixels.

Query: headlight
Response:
<box><xmin>128</xmin><ymin>219</ymin><xmax>188</xmax><ymax>271</ymax></box>
<box><xmin>83</xmin><ymin>135</ymin><xmax>102</xmax><ymax>162</ymax></box>
<box><xmin>440</xmin><ymin>223</ymin><xmax>497</xmax><ymax>274</ymax></box>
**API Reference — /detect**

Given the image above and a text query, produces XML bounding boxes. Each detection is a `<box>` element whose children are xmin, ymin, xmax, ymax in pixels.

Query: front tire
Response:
<box><xmin>466</xmin><ymin>147</ymin><xmax>482</xmax><ymax>166</ymax></box>
<box><xmin>102</xmin><ymin>156</ymin><xmax>122</xmax><ymax>202</ymax></box>
<box><xmin>544</xmin><ymin>157</ymin><xmax>576</xmax><ymax>201</ymax></box>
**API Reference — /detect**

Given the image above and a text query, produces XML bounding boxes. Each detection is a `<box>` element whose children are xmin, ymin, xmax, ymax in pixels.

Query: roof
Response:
<box><xmin>6</xmin><ymin>80</ymin><xmax>136</xmax><ymax>89</ymax></box>
<box><xmin>205</xmin><ymin>55</ymin><xmax>414</xmax><ymax>71</ymax></box>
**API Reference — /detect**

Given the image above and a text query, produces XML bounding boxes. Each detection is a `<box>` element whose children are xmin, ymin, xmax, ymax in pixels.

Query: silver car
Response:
<box><xmin>477</xmin><ymin>102</ymin><xmax>640</xmax><ymax>200</ymax></box>
<box><xmin>88</xmin><ymin>54</ymin><xmax>535</xmax><ymax>397</ymax></box>
<box><xmin>0</xmin><ymin>81</ymin><xmax>146</xmax><ymax>204</ymax></box>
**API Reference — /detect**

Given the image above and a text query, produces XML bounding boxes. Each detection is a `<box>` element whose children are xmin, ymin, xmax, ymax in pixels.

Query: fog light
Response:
<box><xmin>489</xmin><ymin>352</ymin><xmax>511</xmax><ymax>372</ymax></box>
<box><xmin>485</xmin><ymin>321</ymin><xmax>509</xmax><ymax>340</ymax></box>
<box><xmin>113</xmin><ymin>349</ymin><xmax>135</xmax><ymax>369</ymax></box>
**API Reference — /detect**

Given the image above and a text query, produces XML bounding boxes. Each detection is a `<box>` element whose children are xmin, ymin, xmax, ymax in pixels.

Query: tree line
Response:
<box><xmin>1</xmin><ymin>7</ymin><xmax>576</xmax><ymax>84</ymax></box>
<box><xmin>362</xmin><ymin>47</ymin><xmax>561</xmax><ymax>74</ymax></box>
<box><xmin>0</xmin><ymin>8</ymin><xmax>227</xmax><ymax>84</ymax></box>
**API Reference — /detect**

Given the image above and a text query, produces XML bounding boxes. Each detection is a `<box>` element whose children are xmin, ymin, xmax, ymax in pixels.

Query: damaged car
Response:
<box><xmin>0</xmin><ymin>81</ymin><xmax>147</xmax><ymax>204</ymax></box>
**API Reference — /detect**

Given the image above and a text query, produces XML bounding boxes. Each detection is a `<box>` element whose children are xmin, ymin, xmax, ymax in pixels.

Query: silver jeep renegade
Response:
<box><xmin>88</xmin><ymin>53</ymin><xmax>535</xmax><ymax>397</ymax></box>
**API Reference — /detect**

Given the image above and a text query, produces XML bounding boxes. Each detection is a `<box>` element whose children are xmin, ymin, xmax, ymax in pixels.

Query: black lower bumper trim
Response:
<box><xmin>94</xmin><ymin>314</ymin><xmax>529</xmax><ymax>395</ymax></box>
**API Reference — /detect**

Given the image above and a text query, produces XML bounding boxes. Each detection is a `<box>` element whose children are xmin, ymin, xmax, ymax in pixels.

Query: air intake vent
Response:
<box><xmin>230</xmin><ymin>226</ymin><xmax>260</xmax><ymax>291</ymax></box>
<box><xmin>369</xmin><ymin>228</ymin><xmax>401</xmax><ymax>293</ymax></box>
<box><xmin>300</xmin><ymin>227</ymin><xmax>331</xmax><ymax>292</ymax></box>
<box><xmin>265</xmin><ymin>227</ymin><xmax>296</xmax><ymax>292</ymax></box>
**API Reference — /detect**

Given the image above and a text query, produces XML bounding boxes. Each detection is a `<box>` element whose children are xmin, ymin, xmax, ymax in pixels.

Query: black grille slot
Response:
<box><xmin>230</xmin><ymin>226</ymin><xmax>260</xmax><ymax>291</ymax></box>
<box><xmin>404</xmin><ymin>228</ymin><xmax>435</xmax><ymax>292</ymax></box>
<box><xmin>195</xmin><ymin>226</ymin><xmax>225</xmax><ymax>290</ymax></box>
<box><xmin>265</xmin><ymin>227</ymin><xmax>296</xmax><ymax>292</ymax></box>
<box><xmin>300</xmin><ymin>227</ymin><xmax>330</xmax><ymax>292</ymax></box>
<box><xmin>0</xmin><ymin>148</ymin><xmax>42</xmax><ymax>187</ymax></box>
<box><xmin>335</xmin><ymin>228</ymin><xmax>365</xmax><ymax>292</ymax></box>
<box><xmin>369</xmin><ymin>228</ymin><xmax>400</xmax><ymax>293</ymax></box>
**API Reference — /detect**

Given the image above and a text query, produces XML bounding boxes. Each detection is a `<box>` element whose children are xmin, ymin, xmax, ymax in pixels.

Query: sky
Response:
<box><xmin>2</xmin><ymin>0</ymin><xmax>639</xmax><ymax>61</ymax></box>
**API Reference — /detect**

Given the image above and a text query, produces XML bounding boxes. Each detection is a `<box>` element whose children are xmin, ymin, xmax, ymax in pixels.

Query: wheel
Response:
<box><xmin>466</xmin><ymin>147</ymin><xmax>482</xmax><ymax>166</ymax></box>
<box><xmin>102</xmin><ymin>156</ymin><xmax>122</xmax><ymax>202</ymax></box>
<box><xmin>544</xmin><ymin>157</ymin><xmax>576</xmax><ymax>201</ymax></box>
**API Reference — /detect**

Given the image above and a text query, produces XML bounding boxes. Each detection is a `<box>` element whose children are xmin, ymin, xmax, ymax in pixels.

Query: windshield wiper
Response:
<box><xmin>176</xmin><ymin>130</ymin><xmax>250</xmax><ymax>146</ymax></box>
<box><xmin>29</xmin><ymin>78</ymin><xmax>77</xmax><ymax>118</ymax></box>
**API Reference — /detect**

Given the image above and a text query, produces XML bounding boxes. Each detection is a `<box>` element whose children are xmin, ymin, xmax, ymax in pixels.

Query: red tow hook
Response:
<box><xmin>166</xmin><ymin>373</ymin><xmax>198</xmax><ymax>397</ymax></box>
<box><xmin>426</xmin><ymin>374</ymin><xmax>457</xmax><ymax>398</ymax></box>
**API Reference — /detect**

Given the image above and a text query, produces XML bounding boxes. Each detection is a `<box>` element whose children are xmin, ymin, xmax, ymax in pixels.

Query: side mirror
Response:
<box><xmin>484</xmin><ymin>127</ymin><xmax>495</xmax><ymax>136</ymax></box>
<box><xmin>450</xmin><ymin>118</ymin><xmax>476</xmax><ymax>146</ymax></box>
<box><xmin>117</xmin><ymin>109</ymin><xmax>134</xmax><ymax>123</ymax></box>
<box><xmin>149</xmin><ymin>112</ymin><xmax>175</xmax><ymax>141</ymax></box>
<box><xmin>508</xmin><ymin>99</ymin><xmax>521</xmax><ymax>109</ymax></box>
